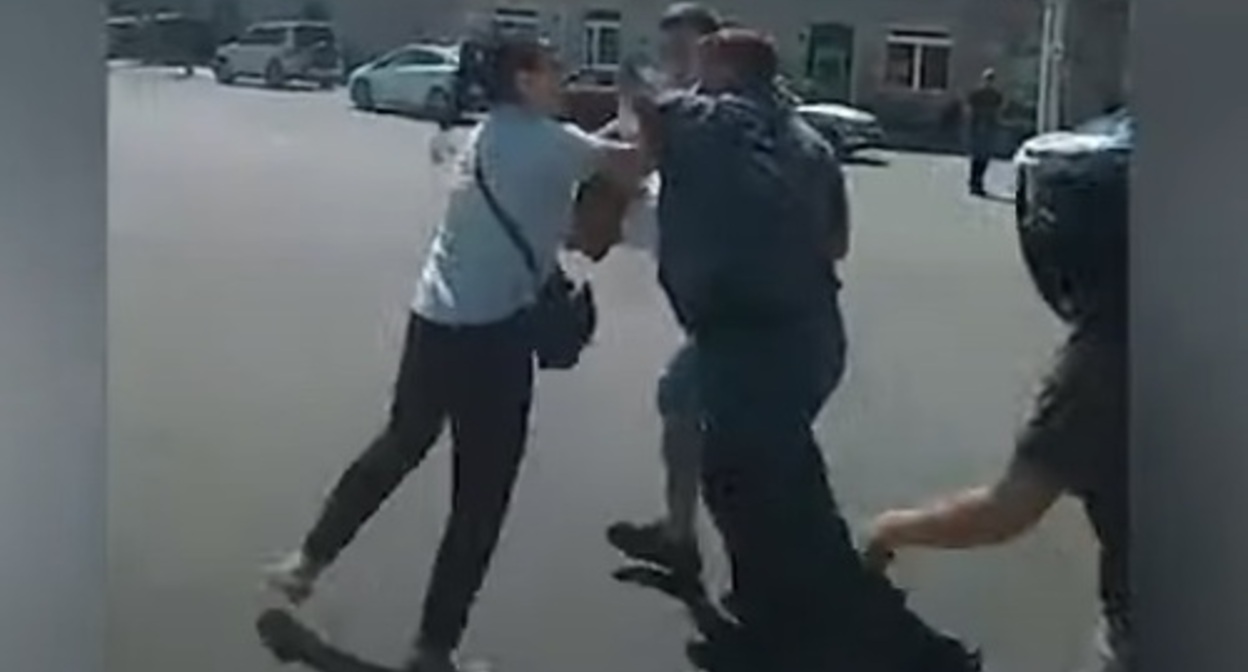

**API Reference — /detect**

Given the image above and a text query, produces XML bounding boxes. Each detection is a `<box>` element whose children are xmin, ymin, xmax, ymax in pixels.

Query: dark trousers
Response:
<box><xmin>967</xmin><ymin>125</ymin><xmax>996</xmax><ymax>193</ymax></box>
<box><xmin>968</xmin><ymin>156</ymin><xmax>991</xmax><ymax>193</ymax></box>
<box><xmin>695</xmin><ymin>302</ymin><xmax>971</xmax><ymax>670</ymax></box>
<box><xmin>302</xmin><ymin>311</ymin><xmax>534</xmax><ymax>653</ymax></box>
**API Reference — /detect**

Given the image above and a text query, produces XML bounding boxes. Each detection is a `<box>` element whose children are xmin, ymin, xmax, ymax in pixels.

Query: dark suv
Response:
<box><xmin>1013</xmin><ymin>107</ymin><xmax>1132</xmax><ymax>321</ymax></box>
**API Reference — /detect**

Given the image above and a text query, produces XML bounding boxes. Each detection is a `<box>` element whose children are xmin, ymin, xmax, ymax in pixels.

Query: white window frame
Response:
<box><xmin>492</xmin><ymin>7</ymin><xmax>540</xmax><ymax>35</ymax></box>
<box><xmin>884</xmin><ymin>28</ymin><xmax>953</xmax><ymax>92</ymax></box>
<box><xmin>583</xmin><ymin>13</ymin><xmax>622</xmax><ymax>72</ymax></box>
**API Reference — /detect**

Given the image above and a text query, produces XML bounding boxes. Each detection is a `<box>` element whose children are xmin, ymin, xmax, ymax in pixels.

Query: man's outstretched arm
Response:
<box><xmin>862</xmin><ymin>336</ymin><xmax>1118</xmax><ymax>570</ymax></box>
<box><xmin>862</xmin><ymin>455</ymin><xmax>1064</xmax><ymax>569</ymax></box>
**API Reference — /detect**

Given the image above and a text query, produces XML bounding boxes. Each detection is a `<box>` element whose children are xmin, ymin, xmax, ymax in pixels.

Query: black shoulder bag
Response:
<box><xmin>473</xmin><ymin>158</ymin><xmax>598</xmax><ymax>370</ymax></box>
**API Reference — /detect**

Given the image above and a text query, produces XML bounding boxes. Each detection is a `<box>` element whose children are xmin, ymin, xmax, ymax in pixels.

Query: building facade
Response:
<box><xmin>145</xmin><ymin>0</ymin><xmax>1128</xmax><ymax>130</ymax></box>
<box><xmin>451</xmin><ymin>0</ymin><xmax>1051</xmax><ymax>129</ymax></box>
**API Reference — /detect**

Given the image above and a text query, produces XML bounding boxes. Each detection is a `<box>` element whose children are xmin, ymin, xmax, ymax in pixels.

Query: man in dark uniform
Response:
<box><xmin>864</xmin><ymin>124</ymin><xmax>1130</xmax><ymax>671</ymax></box>
<box><xmin>630</xmin><ymin>28</ymin><xmax>979</xmax><ymax>671</ymax></box>
<box><xmin>965</xmin><ymin>69</ymin><xmax>1005</xmax><ymax>195</ymax></box>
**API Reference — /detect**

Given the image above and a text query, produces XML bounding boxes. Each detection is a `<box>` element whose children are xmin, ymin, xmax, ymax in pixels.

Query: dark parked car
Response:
<box><xmin>1014</xmin><ymin>108</ymin><xmax>1133</xmax><ymax>224</ymax></box>
<box><xmin>796</xmin><ymin>102</ymin><xmax>886</xmax><ymax>157</ymax></box>
<box><xmin>1013</xmin><ymin>107</ymin><xmax>1131</xmax><ymax>322</ymax></box>
<box><xmin>562</xmin><ymin>69</ymin><xmax>619</xmax><ymax>131</ymax></box>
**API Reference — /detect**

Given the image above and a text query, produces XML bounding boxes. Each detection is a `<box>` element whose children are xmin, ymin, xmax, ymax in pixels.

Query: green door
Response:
<box><xmin>805</xmin><ymin>23</ymin><xmax>855</xmax><ymax>102</ymax></box>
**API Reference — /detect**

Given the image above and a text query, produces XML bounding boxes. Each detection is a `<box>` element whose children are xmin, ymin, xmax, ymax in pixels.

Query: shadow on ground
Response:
<box><xmin>220</xmin><ymin>79</ymin><xmax>341</xmax><ymax>94</ymax></box>
<box><xmin>845</xmin><ymin>154</ymin><xmax>891</xmax><ymax>168</ymax></box>
<box><xmin>980</xmin><ymin>192</ymin><xmax>1018</xmax><ymax>206</ymax></box>
<box><xmin>255</xmin><ymin>565</ymin><xmax>748</xmax><ymax>672</ymax></box>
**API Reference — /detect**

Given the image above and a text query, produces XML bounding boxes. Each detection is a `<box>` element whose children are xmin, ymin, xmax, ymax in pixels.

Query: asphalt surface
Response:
<box><xmin>108</xmin><ymin>65</ymin><xmax>1096</xmax><ymax>672</ymax></box>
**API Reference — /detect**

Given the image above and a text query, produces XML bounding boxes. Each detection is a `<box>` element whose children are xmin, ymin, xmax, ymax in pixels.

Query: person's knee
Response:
<box><xmin>370</xmin><ymin>413</ymin><xmax>436</xmax><ymax>468</ymax></box>
<box><xmin>656</xmin><ymin>352</ymin><xmax>700</xmax><ymax>419</ymax></box>
<box><xmin>656</xmin><ymin>378</ymin><xmax>698</xmax><ymax>421</ymax></box>
<box><xmin>661</xmin><ymin>410</ymin><xmax>702</xmax><ymax>447</ymax></box>
<box><xmin>346</xmin><ymin>437</ymin><xmax>416</xmax><ymax>493</ymax></box>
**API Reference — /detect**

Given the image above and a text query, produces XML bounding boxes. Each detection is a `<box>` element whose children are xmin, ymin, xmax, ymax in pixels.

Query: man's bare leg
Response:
<box><xmin>607</xmin><ymin>342</ymin><xmax>704</xmax><ymax>578</ymax></box>
<box><xmin>607</xmin><ymin>414</ymin><xmax>703</xmax><ymax>578</ymax></box>
<box><xmin>660</xmin><ymin>414</ymin><xmax>702</xmax><ymax>545</ymax></box>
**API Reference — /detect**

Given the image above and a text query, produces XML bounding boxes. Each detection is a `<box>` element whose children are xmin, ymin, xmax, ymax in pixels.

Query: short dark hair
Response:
<box><xmin>699</xmin><ymin>28</ymin><xmax>779</xmax><ymax>85</ymax></box>
<box><xmin>659</xmin><ymin>2</ymin><xmax>721</xmax><ymax>35</ymax></box>
<box><xmin>481</xmin><ymin>33</ymin><xmax>556</xmax><ymax>105</ymax></box>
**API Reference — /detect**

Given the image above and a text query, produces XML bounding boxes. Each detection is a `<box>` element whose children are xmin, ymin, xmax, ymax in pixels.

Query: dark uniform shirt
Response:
<box><xmin>967</xmin><ymin>85</ymin><xmax>1004</xmax><ymax>129</ymax></box>
<box><xmin>652</xmin><ymin>87</ymin><xmax>846</xmax><ymax>332</ymax></box>
<box><xmin>1015</xmin><ymin>325</ymin><xmax>1128</xmax><ymax>641</ymax></box>
<box><xmin>966</xmin><ymin>85</ymin><xmax>1004</xmax><ymax>158</ymax></box>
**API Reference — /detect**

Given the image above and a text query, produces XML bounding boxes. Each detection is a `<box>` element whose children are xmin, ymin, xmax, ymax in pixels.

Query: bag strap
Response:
<box><xmin>472</xmin><ymin>155</ymin><xmax>542</xmax><ymax>284</ymax></box>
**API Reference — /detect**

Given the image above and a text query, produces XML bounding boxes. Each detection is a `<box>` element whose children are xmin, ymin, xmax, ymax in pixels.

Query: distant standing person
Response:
<box><xmin>966</xmin><ymin>69</ymin><xmax>1005</xmax><ymax>196</ymax></box>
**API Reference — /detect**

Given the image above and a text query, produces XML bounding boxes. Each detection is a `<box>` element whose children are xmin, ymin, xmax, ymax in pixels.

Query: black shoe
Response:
<box><xmin>719</xmin><ymin>590</ymin><xmax>743</xmax><ymax>621</ymax></box>
<box><xmin>607</xmin><ymin>521</ymin><xmax>703</xmax><ymax>578</ymax></box>
<box><xmin>916</xmin><ymin>643</ymin><xmax>983</xmax><ymax>672</ymax></box>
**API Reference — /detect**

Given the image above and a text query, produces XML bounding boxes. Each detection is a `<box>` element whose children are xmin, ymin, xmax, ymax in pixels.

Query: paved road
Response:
<box><xmin>108</xmin><ymin>66</ymin><xmax>1095</xmax><ymax>672</ymax></box>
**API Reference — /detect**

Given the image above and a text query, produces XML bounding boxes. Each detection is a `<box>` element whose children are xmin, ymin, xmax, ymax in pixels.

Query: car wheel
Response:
<box><xmin>213</xmin><ymin>59</ymin><xmax>235</xmax><ymax>84</ymax></box>
<box><xmin>424</xmin><ymin>87</ymin><xmax>455</xmax><ymax>122</ymax></box>
<box><xmin>264</xmin><ymin>60</ymin><xmax>287</xmax><ymax>89</ymax></box>
<box><xmin>350</xmin><ymin>80</ymin><xmax>375</xmax><ymax>111</ymax></box>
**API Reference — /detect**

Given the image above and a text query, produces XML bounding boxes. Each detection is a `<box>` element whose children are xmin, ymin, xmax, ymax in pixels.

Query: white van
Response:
<box><xmin>213</xmin><ymin>21</ymin><xmax>343</xmax><ymax>89</ymax></box>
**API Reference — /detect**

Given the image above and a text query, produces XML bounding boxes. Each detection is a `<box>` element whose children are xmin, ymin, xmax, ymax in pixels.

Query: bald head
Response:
<box><xmin>697</xmin><ymin>28</ymin><xmax>779</xmax><ymax>92</ymax></box>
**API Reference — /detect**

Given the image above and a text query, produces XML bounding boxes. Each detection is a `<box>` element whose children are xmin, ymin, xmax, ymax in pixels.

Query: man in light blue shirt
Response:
<box><xmin>605</xmin><ymin>0</ymin><xmax>723</xmax><ymax>585</ymax></box>
<box><xmin>265</xmin><ymin>34</ymin><xmax>642</xmax><ymax>672</ymax></box>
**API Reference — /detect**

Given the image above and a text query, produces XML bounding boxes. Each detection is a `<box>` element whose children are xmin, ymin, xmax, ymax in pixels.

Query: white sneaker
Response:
<box><xmin>262</xmin><ymin>550</ymin><xmax>321</xmax><ymax>605</ymax></box>
<box><xmin>404</xmin><ymin>646</ymin><xmax>495</xmax><ymax>672</ymax></box>
<box><xmin>405</xmin><ymin>647</ymin><xmax>459</xmax><ymax>672</ymax></box>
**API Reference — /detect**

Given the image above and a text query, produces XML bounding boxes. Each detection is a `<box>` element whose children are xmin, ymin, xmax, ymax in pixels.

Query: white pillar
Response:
<box><xmin>1037</xmin><ymin>0</ymin><xmax>1054</xmax><ymax>132</ymax></box>
<box><xmin>1052</xmin><ymin>0</ymin><xmax>1069</xmax><ymax>125</ymax></box>
<box><xmin>1036</xmin><ymin>0</ymin><xmax>1069</xmax><ymax>132</ymax></box>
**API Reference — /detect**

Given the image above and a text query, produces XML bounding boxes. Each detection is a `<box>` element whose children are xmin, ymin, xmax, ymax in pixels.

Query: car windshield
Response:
<box><xmin>373</xmin><ymin>47</ymin><xmax>409</xmax><ymax>66</ymax></box>
<box><xmin>294</xmin><ymin>26</ymin><xmax>335</xmax><ymax>48</ymax></box>
<box><xmin>377</xmin><ymin>45</ymin><xmax>457</xmax><ymax>68</ymax></box>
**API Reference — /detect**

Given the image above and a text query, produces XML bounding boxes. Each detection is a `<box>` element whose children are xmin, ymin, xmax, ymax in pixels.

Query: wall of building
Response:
<box><xmin>1063</xmin><ymin>0</ymin><xmax>1129</xmax><ymax>122</ymax></box>
<box><xmin>330</xmin><ymin>0</ymin><xmax>463</xmax><ymax>60</ymax></box>
<box><xmin>153</xmin><ymin>0</ymin><xmax>1126</xmax><ymax>132</ymax></box>
<box><xmin>454</xmin><ymin>0</ymin><xmax>1042</xmax><ymax>128</ymax></box>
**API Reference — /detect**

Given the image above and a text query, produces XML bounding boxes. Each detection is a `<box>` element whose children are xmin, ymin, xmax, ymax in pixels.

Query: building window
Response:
<box><xmin>493</xmin><ymin>7</ymin><xmax>540</xmax><ymax>36</ymax></box>
<box><xmin>884</xmin><ymin>28</ymin><xmax>952</xmax><ymax>91</ymax></box>
<box><xmin>583</xmin><ymin>10</ymin><xmax>622</xmax><ymax>71</ymax></box>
